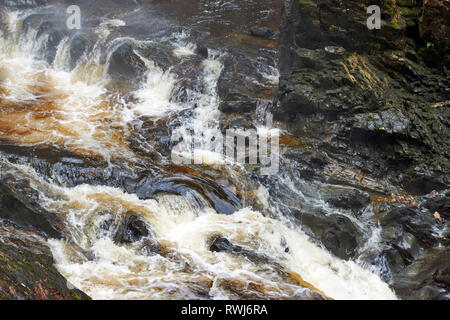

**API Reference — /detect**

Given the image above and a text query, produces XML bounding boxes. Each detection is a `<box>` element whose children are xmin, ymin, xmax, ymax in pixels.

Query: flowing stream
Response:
<box><xmin>0</xmin><ymin>0</ymin><xmax>398</xmax><ymax>300</ymax></box>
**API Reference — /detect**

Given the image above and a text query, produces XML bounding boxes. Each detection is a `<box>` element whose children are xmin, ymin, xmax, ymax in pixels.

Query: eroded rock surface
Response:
<box><xmin>274</xmin><ymin>0</ymin><xmax>450</xmax><ymax>299</ymax></box>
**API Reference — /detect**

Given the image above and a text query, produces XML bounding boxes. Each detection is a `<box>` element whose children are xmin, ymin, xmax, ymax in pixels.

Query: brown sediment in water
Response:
<box><xmin>0</xmin><ymin>81</ymin><xmax>132</xmax><ymax>160</ymax></box>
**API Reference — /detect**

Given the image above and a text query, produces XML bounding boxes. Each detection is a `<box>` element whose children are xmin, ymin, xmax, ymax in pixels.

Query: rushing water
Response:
<box><xmin>0</xmin><ymin>1</ymin><xmax>397</xmax><ymax>300</ymax></box>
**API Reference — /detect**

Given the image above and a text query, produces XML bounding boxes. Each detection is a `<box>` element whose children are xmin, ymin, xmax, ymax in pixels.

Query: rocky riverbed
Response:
<box><xmin>0</xmin><ymin>0</ymin><xmax>448</xmax><ymax>300</ymax></box>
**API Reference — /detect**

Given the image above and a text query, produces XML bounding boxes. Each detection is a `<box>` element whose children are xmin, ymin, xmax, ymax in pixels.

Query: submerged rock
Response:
<box><xmin>112</xmin><ymin>214</ymin><xmax>151</xmax><ymax>244</ymax></box>
<box><xmin>137</xmin><ymin>175</ymin><xmax>242</xmax><ymax>215</ymax></box>
<box><xmin>195</xmin><ymin>44</ymin><xmax>208</xmax><ymax>59</ymax></box>
<box><xmin>293</xmin><ymin>211</ymin><xmax>363</xmax><ymax>260</ymax></box>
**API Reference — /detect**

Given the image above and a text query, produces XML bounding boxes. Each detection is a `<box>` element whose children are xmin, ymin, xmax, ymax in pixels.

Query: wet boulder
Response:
<box><xmin>367</xmin><ymin>204</ymin><xmax>449</xmax><ymax>296</ymax></box>
<box><xmin>218</xmin><ymin>47</ymin><xmax>273</xmax><ymax>114</ymax></box>
<box><xmin>209</xmin><ymin>236</ymin><xmax>275</xmax><ymax>266</ymax></box>
<box><xmin>138</xmin><ymin>239</ymin><xmax>161</xmax><ymax>256</ymax></box>
<box><xmin>380</xmin><ymin>206</ymin><xmax>449</xmax><ymax>250</ymax></box>
<box><xmin>107</xmin><ymin>42</ymin><xmax>147</xmax><ymax>86</ymax></box>
<box><xmin>293</xmin><ymin>210</ymin><xmax>363</xmax><ymax>260</ymax></box>
<box><xmin>392</xmin><ymin>249</ymin><xmax>450</xmax><ymax>300</ymax></box>
<box><xmin>424</xmin><ymin>195</ymin><xmax>450</xmax><ymax>220</ymax></box>
<box><xmin>0</xmin><ymin>179</ymin><xmax>64</xmax><ymax>239</ymax></box>
<box><xmin>35</xmin><ymin>21</ymin><xmax>63</xmax><ymax>64</ymax></box>
<box><xmin>69</xmin><ymin>35</ymin><xmax>90</xmax><ymax>70</ymax></box>
<box><xmin>112</xmin><ymin>214</ymin><xmax>150</xmax><ymax>244</ymax></box>
<box><xmin>137</xmin><ymin>176</ymin><xmax>241</xmax><ymax>215</ymax></box>
<box><xmin>249</xmin><ymin>26</ymin><xmax>274</xmax><ymax>39</ymax></box>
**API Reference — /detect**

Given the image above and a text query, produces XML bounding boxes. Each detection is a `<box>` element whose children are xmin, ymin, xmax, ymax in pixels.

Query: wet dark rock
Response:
<box><xmin>0</xmin><ymin>179</ymin><xmax>64</xmax><ymax>239</ymax></box>
<box><xmin>195</xmin><ymin>44</ymin><xmax>208</xmax><ymax>59</ymax></box>
<box><xmin>392</xmin><ymin>249</ymin><xmax>450</xmax><ymax>300</ymax></box>
<box><xmin>368</xmin><ymin>204</ymin><xmax>450</xmax><ymax>294</ymax></box>
<box><xmin>208</xmin><ymin>236</ymin><xmax>328</xmax><ymax>299</ymax></box>
<box><xmin>209</xmin><ymin>236</ymin><xmax>272</xmax><ymax>266</ymax></box>
<box><xmin>107</xmin><ymin>42</ymin><xmax>147</xmax><ymax>85</ymax></box>
<box><xmin>137</xmin><ymin>175</ymin><xmax>241</xmax><ymax>215</ymax></box>
<box><xmin>218</xmin><ymin>47</ymin><xmax>275</xmax><ymax>115</ymax></box>
<box><xmin>0</xmin><ymin>222</ymin><xmax>90</xmax><ymax>300</ymax></box>
<box><xmin>210</xmin><ymin>237</ymin><xmax>236</xmax><ymax>253</ymax></box>
<box><xmin>139</xmin><ymin>43</ymin><xmax>176</xmax><ymax>71</ymax></box>
<box><xmin>138</xmin><ymin>239</ymin><xmax>161</xmax><ymax>256</ymax></box>
<box><xmin>112</xmin><ymin>214</ymin><xmax>150</xmax><ymax>244</ymax></box>
<box><xmin>4</xmin><ymin>0</ymin><xmax>48</xmax><ymax>9</ymax></box>
<box><xmin>324</xmin><ymin>46</ymin><xmax>346</xmax><ymax>57</ymax></box>
<box><xmin>69</xmin><ymin>35</ymin><xmax>90</xmax><ymax>70</ymax></box>
<box><xmin>249</xmin><ymin>26</ymin><xmax>274</xmax><ymax>39</ymax></box>
<box><xmin>0</xmin><ymin>145</ymin><xmax>139</xmax><ymax>191</ymax></box>
<box><xmin>325</xmin><ymin>189</ymin><xmax>370</xmax><ymax>213</ymax></box>
<box><xmin>22</xmin><ymin>14</ymin><xmax>44</xmax><ymax>35</ymax></box>
<box><xmin>35</xmin><ymin>21</ymin><xmax>63</xmax><ymax>64</ymax></box>
<box><xmin>275</xmin><ymin>0</ymin><xmax>450</xmax><ymax>196</ymax></box>
<box><xmin>292</xmin><ymin>210</ymin><xmax>363</xmax><ymax>260</ymax></box>
<box><xmin>380</xmin><ymin>206</ymin><xmax>448</xmax><ymax>249</ymax></box>
<box><xmin>424</xmin><ymin>195</ymin><xmax>450</xmax><ymax>220</ymax></box>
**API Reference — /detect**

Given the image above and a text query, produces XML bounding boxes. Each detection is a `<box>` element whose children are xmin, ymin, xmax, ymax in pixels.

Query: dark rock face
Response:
<box><xmin>249</xmin><ymin>26</ymin><xmax>274</xmax><ymax>39</ymax></box>
<box><xmin>0</xmin><ymin>177</ymin><xmax>64</xmax><ymax>239</ymax></box>
<box><xmin>69</xmin><ymin>35</ymin><xmax>90</xmax><ymax>70</ymax></box>
<box><xmin>392</xmin><ymin>249</ymin><xmax>450</xmax><ymax>300</ymax></box>
<box><xmin>218</xmin><ymin>48</ymin><xmax>264</xmax><ymax>114</ymax></box>
<box><xmin>424</xmin><ymin>195</ymin><xmax>450</xmax><ymax>220</ymax></box>
<box><xmin>325</xmin><ymin>189</ymin><xmax>370</xmax><ymax>213</ymax></box>
<box><xmin>275</xmin><ymin>0</ymin><xmax>450</xmax><ymax>299</ymax></box>
<box><xmin>274</xmin><ymin>0</ymin><xmax>450</xmax><ymax>195</ymax></box>
<box><xmin>112</xmin><ymin>214</ymin><xmax>150</xmax><ymax>244</ymax></box>
<box><xmin>218</xmin><ymin>46</ymin><xmax>277</xmax><ymax>115</ymax></box>
<box><xmin>107</xmin><ymin>42</ymin><xmax>147</xmax><ymax>85</ymax></box>
<box><xmin>293</xmin><ymin>210</ymin><xmax>363</xmax><ymax>260</ymax></box>
<box><xmin>35</xmin><ymin>21</ymin><xmax>63</xmax><ymax>64</ymax></box>
<box><xmin>0</xmin><ymin>167</ymin><xmax>90</xmax><ymax>300</ymax></box>
<box><xmin>0</xmin><ymin>222</ymin><xmax>90</xmax><ymax>300</ymax></box>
